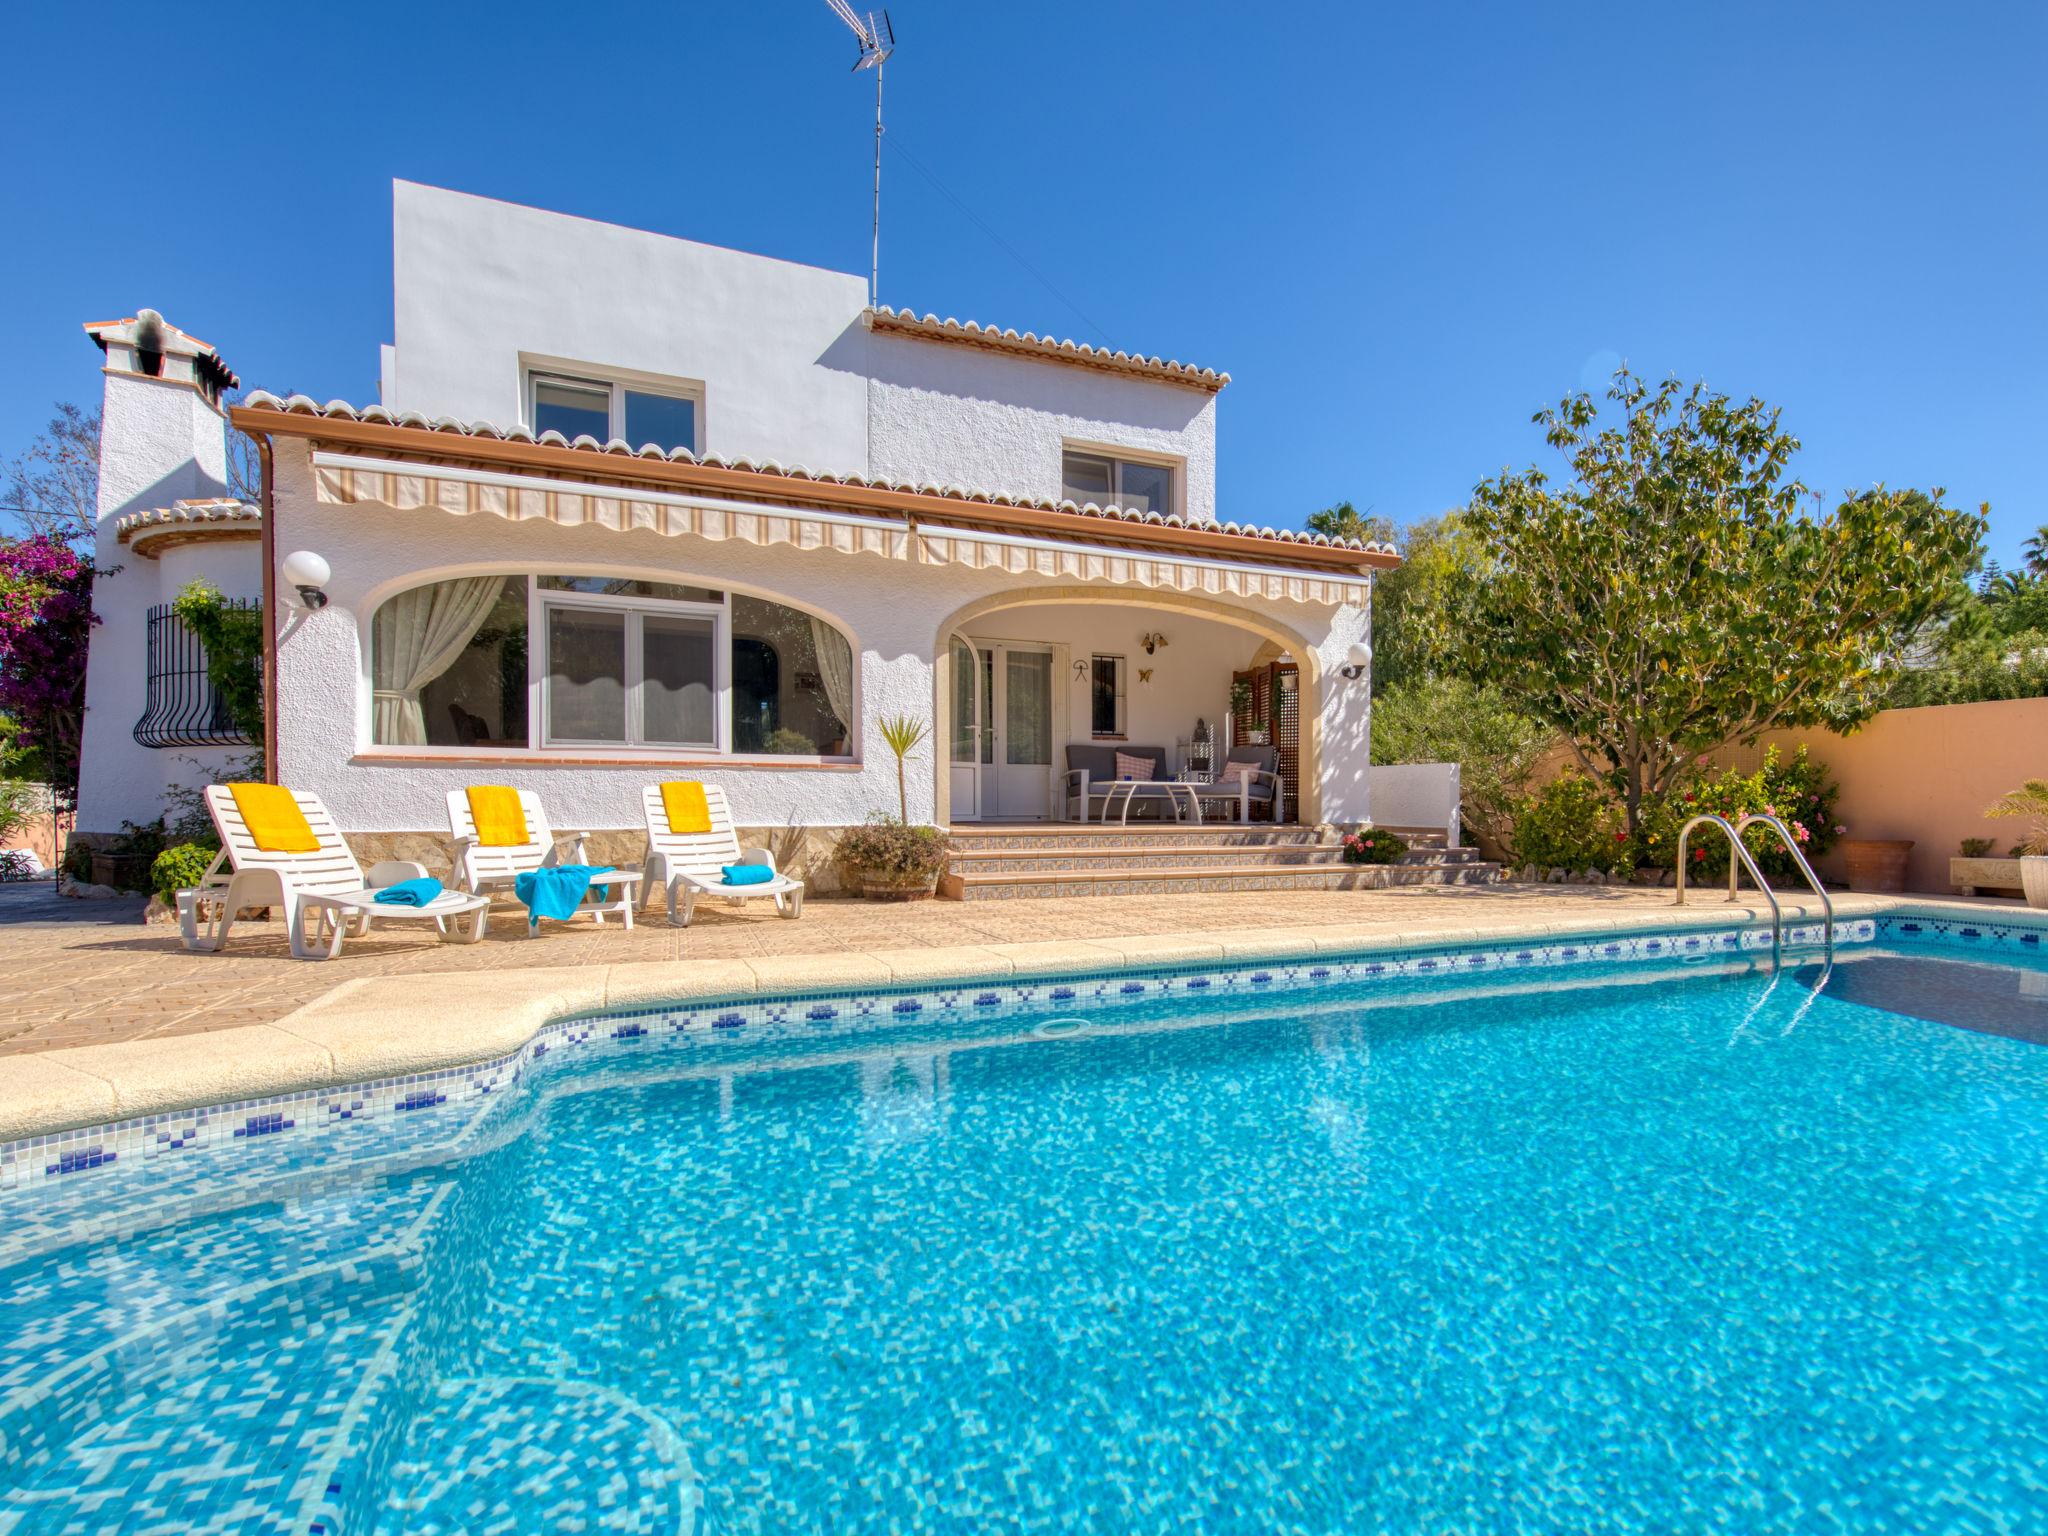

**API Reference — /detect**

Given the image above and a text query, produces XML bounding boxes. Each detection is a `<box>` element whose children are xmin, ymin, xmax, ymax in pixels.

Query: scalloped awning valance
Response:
<box><xmin>310</xmin><ymin>453</ymin><xmax>1371</xmax><ymax>607</ymax></box>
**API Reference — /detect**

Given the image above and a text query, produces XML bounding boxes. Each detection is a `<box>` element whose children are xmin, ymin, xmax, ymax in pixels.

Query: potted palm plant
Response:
<box><xmin>837</xmin><ymin>713</ymin><xmax>947</xmax><ymax>900</ymax></box>
<box><xmin>1985</xmin><ymin>780</ymin><xmax>2048</xmax><ymax>909</ymax></box>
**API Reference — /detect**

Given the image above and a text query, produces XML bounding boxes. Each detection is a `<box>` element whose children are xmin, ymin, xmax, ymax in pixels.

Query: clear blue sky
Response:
<box><xmin>4</xmin><ymin>1</ymin><xmax>2042</xmax><ymax>559</ymax></box>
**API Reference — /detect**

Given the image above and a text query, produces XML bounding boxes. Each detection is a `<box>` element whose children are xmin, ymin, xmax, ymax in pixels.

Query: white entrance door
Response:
<box><xmin>991</xmin><ymin>644</ymin><xmax>1055</xmax><ymax>821</ymax></box>
<box><xmin>947</xmin><ymin>630</ymin><xmax>984</xmax><ymax>822</ymax></box>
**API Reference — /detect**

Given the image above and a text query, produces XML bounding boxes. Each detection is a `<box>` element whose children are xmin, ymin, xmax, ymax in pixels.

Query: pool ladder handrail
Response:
<box><xmin>1674</xmin><ymin>812</ymin><xmax>1835</xmax><ymax>964</ymax></box>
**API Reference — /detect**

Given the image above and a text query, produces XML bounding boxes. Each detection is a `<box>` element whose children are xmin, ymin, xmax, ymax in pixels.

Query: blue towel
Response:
<box><xmin>721</xmin><ymin>862</ymin><xmax>774</xmax><ymax>886</ymax></box>
<box><xmin>514</xmin><ymin>864</ymin><xmax>614</xmax><ymax>925</ymax></box>
<box><xmin>373</xmin><ymin>877</ymin><xmax>443</xmax><ymax>907</ymax></box>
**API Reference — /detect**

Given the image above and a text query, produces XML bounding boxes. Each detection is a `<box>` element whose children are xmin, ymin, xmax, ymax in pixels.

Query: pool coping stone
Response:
<box><xmin>0</xmin><ymin>891</ymin><xmax>2014</xmax><ymax>1143</ymax></box>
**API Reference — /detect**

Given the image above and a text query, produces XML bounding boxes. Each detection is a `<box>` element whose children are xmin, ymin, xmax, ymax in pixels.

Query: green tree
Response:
<box><xmin>1367</xmin><ymin>512</ymin><xmax>1485</xmax><ymax>693</ymax></box>
<box><xmin>1453</xmin><ymin>370</ymin><xmax>1984</xmax><ymax>835</ymax></box>
<box><xmin>2024</xmin><ymin>525</ymin><xmax>2048</xmax><ymax>576</ymax></box>
<box><xmin>1369</xmin><ymin>677</ymin><xmax>1551</xmax><ymax>856</ymax></box>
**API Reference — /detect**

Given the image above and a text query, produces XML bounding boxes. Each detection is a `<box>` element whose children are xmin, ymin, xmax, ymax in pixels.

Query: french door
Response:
<box><xmin>947</xmin><ymin>631</ymin><xmax>984</xmax><ymax>821</ymax></box>
<box><xmin>947</xmin><ymin>639</ymin><xmax>1057</xmax><ymax>822</ymax></box>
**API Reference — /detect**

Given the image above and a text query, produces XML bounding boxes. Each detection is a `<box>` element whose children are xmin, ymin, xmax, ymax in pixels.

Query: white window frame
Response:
<box><xmin>523</xmin><ymin>357</ymin><xmax>705</xmax><ymax>453</ymax></box>
<box><xmin>530</xmin><ymin>583</ymin><xmax>730</xmax><ymax>753</ymax></box>
<box><xmin>1089</xmin><ymin>653</ymin><xmax>1128</xmax><ymax>739</ymax></box>
<box><xmin>1061</xmin><ymin>443</ymin><xmax>1182</xmax><ymax>518</ymax></box>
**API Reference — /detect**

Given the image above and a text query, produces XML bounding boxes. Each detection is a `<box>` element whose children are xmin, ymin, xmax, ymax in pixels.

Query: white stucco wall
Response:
<box><xmin>865</xmin><ymin>334</ymin><xmax>1217</xmax><ymax>522</ymax></box>
<box><xmin>383</xmin><ymin>182</ymin><xmax>1219</xmax><ymax>517</ymax></box>
<box><xmin>74</xmin><ymin>370</ymin><xmax>244</xmax><ymax>837</ymax></box>
<box><xmin>387</xmin><ymin>182</ymin><xmax>871</xmax><ymax>472</ymax></box>
<box><xmin>264</xmin><ymin>443</ymin><xmax>1361</xmax><ymax>833</ymax></box>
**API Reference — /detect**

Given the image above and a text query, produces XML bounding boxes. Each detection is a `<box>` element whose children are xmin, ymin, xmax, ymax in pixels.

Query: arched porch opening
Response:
<box><xmin>930</xmin><ymin>586</ymin><xmax>1326</xmax><ymax>828</ymax></box>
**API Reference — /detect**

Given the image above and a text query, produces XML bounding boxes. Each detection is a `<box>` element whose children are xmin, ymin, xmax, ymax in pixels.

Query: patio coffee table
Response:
<box><xmin>1098</xmin><ymin>780</ymin><xmax>1203</xmax><ymax>825</ymax></box>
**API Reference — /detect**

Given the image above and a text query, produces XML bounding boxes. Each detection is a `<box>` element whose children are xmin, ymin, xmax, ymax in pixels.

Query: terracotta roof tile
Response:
<box><xmin>865</xmin><ymin>306</ymin><xmax>1229</xmax><ymax>391</ymax></box>
<box><xmin>239</xmin><ymin>392</ymin><xmax>1397</xmax><ymax>558</ymax></box>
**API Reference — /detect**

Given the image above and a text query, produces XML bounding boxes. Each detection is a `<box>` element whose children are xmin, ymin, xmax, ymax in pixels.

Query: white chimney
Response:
<box><xmin>82</xmin><ymin>309</ymin><xmax>238</xmax><ymax>534</ymax></box>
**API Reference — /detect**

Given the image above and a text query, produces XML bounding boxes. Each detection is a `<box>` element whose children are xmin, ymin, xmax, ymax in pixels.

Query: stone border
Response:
<box><xmin>2</xmin><ymin>893</ymin><xmax>1950</xmax><ymax>1146</ymax></box>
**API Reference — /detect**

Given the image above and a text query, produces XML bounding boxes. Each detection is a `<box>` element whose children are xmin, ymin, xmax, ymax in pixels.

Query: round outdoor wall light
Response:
<box><xmin>281</xmin><ymin>550</ymin><xmax>332</xmax><ymax>610</ymax></box>
<box><xmin>1338</xmin><ymin>643</ymin><xmax>1370</xmax><ymax>681</ymax></box>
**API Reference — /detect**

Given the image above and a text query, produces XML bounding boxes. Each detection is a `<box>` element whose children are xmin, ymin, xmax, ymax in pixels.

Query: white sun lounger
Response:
<box><xmin>445</xmin><ymin>787</ymin><xmax>642</xmax><ymax>933</ymax></box>
<box><xmin>640</xmin><ymin>783</ymin><xmax>804</xmax><ymax>927</ymax></box>
<box><xmin>182</xmin><ymin>784</ymin><xmax>489</xmax><ymax>960</ymax></box>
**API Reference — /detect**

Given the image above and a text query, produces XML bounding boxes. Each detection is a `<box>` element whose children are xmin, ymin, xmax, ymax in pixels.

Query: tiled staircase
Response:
<box><xmin>941</xmin><ymin>823</ymin><xmax>1502</xmax><ymax>901</ymax></box>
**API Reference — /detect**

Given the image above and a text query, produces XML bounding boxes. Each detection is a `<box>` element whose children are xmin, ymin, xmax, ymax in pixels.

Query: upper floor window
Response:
<box><xmin>1061</xmin><ymin>449</ymin><xmax>1176</xmax><ymax>516</ymax></box>
<box><xmin>529</xmin><ymin>371</ymin><xmax>700</xmax><ymax>454</ymax></box>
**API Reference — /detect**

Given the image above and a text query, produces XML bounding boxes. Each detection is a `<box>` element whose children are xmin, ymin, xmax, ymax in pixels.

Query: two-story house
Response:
<box><xmin>76</xmin><ymin>181</ymin><xmax>1393</xmax><ymax>892</ymax></box>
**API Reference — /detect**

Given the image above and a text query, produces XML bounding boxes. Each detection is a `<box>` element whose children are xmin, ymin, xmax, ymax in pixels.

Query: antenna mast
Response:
<box><xmin>823</xmin><ymin>1</ymin><xmax>895</xmax><ymax>308</ymax></box>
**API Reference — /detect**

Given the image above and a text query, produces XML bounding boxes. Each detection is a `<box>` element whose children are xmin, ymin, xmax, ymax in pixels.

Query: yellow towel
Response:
<box><xmin>660</xmin><ymin>781</ymin><xmax>713</xmax><ymax>835</ymax></box>
<box><xmin>228</xmin><ymin>782</ymin><xmax>320</xmax><ymax>854</ymax></box>
<box><xmin>466</xmin><ymin>785</ymin><xmax>529</xmax><ymax>847</ymax></box>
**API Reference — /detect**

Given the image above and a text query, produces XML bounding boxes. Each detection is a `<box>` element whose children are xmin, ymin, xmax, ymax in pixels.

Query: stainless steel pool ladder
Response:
<box><xmin>1674</xmin><ymin>813</ymin><xmax>1835</xmax><ymax>965</ymax></box>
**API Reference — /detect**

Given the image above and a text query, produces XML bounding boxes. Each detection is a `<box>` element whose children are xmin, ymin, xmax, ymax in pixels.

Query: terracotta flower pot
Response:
<box><xmin>1840</xmin><ymin>838</ymin><xmax>1913</xmax><ymax>894</ymax></box>
<box><xmin>854</xmin><ymin>868</ymin><xmax>939</xmax><ymax>902</ymax></box>
<box><xmin>90</xmin><ymin>852</ymin><xmax>151</xmax><ymax>893</ymax></box>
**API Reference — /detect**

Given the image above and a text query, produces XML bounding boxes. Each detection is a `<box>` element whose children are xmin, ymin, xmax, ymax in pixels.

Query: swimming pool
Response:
<box><xmin>7</xmin><ymin>912</ymin><xmax>2048</xmax><ymax>1533</ymax></box>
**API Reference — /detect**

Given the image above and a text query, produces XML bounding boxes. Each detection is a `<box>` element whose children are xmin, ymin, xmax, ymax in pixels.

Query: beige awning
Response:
<box><xmin>912</xmin><ymin>529</ymin><xmax>1369</xmax><ymax>606</ymax></box>
<box><xmin>315</xmin><ymin>455</ymin><xmax>909</xmax><ymax>560</ymax></box>
<box><xmin>312</xmin><ymin>452</ymin><xmax>1369</xmax><ymax>606</ymax></box>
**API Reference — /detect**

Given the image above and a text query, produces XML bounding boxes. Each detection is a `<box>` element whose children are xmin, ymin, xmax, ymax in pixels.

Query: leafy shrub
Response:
<box><xmin>1637</xmin><ymin>746</ymin><xmax>1840</xmax><ymax>877</ymax></box>
<box><xmin>151</xmin><ymin>842</ymin><xmax>217</xmax><ymax>900</ymax></box>
<box><xmin>1512</xmin><ymin>773</ymin><xmax>1633</xmax><ymax>874</ymax></box>
<box><xmin>170</xmin><ymin>581</ymin><xmax>264</xmax><ymax>743</ymax></box>
<box><xmin>835</xmin><ymin>816</ymin><xmax>948</xmax><ymax>880</ymax></box>
<box><xmin>1340</xmin><ymin>827</ymin><xmax>1408</xmax><ymax>865</ymax></box>
<box><xmin>1959</xmin><ymin>837</ymin><xmax>1996</xmax><ymax>858</ymax></box>
<box><xmin>0</xmin><ymin>849</ymin><xmax>40</xmax><ymax>882</ymax></box>
<box><xmin>1369</xmin><ymin>678</ymin><xmax>1551</xmax><ymax>856</ymax></box>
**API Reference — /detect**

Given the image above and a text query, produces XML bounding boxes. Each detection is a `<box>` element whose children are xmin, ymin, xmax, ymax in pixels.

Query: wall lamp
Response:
<box><xmin>1140</xmin><ymin>630</ymin><xmax>1169</xmax><ymax>655</ymax></box>
<box><xmin>1338</xmin><ymin>643</ymin><xmax>1370</xmax><ymax>681</ymax></box>
<box><xmin>281</xmin><ymin>550</ymin><xmax>332</xmax><ymax>610</ymax></box>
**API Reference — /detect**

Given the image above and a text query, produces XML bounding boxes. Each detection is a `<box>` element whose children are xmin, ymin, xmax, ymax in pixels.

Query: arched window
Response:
<box><xmin>369</xmin><ymin>574</ymin><xmax>854</xmax><ymax>757</ymax></box>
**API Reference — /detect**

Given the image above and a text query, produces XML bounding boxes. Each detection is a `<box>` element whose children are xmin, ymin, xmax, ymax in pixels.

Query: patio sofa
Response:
<box><xmin>1062</xmin><ymin>745</ymin><xmax>1181</xmax><ymax>821</ymax></box>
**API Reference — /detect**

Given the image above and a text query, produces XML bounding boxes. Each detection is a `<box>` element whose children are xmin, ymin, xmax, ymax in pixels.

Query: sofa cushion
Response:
<box><xmin>1068</xmin><ymin>745</ymin><xmax>1164</xmax><ymax>781</ymax></box>
<box><xmin>1114</xmin><ymin>750</ymin><xmax>1156</xmax><ymax>782</ymax></box>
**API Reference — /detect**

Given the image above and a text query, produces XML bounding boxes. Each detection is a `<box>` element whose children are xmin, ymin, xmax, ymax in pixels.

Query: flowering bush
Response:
<box><xmin>0</xmin><ymin>537</ymin><xmax>94</xmax><ymax>802</ymax></box>
<box><xmin>1512</xmin><ymin>773</ymin><xmax>1634</xmax><ymax>874</ymax></box>
<box><xmin>1340</xmin><ymin>827</ymin><xmax>1408</xmax><ymax>865</ymax></box>
<box><xmin>1637</xmin><ymin>746</ymin><xmax>1840</xmax><ymax>878</ymax></box>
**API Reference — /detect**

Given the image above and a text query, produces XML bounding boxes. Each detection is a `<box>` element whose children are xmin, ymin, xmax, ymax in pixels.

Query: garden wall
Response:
<box><xmin>1703</xmin><ymin>697</ymin><xmax>2048</xmax><ymax>895</ymax></box>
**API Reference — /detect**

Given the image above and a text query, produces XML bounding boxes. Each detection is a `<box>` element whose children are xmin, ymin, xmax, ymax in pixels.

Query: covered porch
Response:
<box><xmin>939</xmin><ymin>595</ymin><xmax>1307</xmax><ymax>828</ymax></box>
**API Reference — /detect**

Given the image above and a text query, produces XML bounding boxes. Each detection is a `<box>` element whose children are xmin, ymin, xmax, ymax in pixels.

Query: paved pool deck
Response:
<box><xmin>0</xmin><ymin>879</ymin><xmax>2018</xmax><ymax>1142</ymax></box>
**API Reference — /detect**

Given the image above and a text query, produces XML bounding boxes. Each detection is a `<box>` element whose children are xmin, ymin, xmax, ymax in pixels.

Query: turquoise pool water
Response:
<box><xmin>6</xmin><ymin>926</ymin><xmax>2048</xmax><ymax>1532</ymax></box>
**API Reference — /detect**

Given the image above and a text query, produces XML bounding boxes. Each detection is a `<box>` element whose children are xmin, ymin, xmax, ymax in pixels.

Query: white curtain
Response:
<box><xmin>809</xmin><ymin>617</ymin><xmax>855</xmax><ymax>730</ymax></box>
<box><xmin>372</xmin><ymin>577</ymin><xmax>506</xmax><ymax>745</ymax></box>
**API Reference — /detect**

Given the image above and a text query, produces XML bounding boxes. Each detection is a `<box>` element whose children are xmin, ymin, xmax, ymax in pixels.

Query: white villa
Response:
<box><xmin>75</xmin><ymin>182</ymin><xmax>1421</xmax><ymax>895</ymax></box>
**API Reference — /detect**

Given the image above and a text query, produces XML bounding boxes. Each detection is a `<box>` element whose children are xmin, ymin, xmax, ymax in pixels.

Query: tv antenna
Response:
<box><xmin>823</xmin><ymin>0</ymin><xmax>895</xmax><ymax>308</ymax></box>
